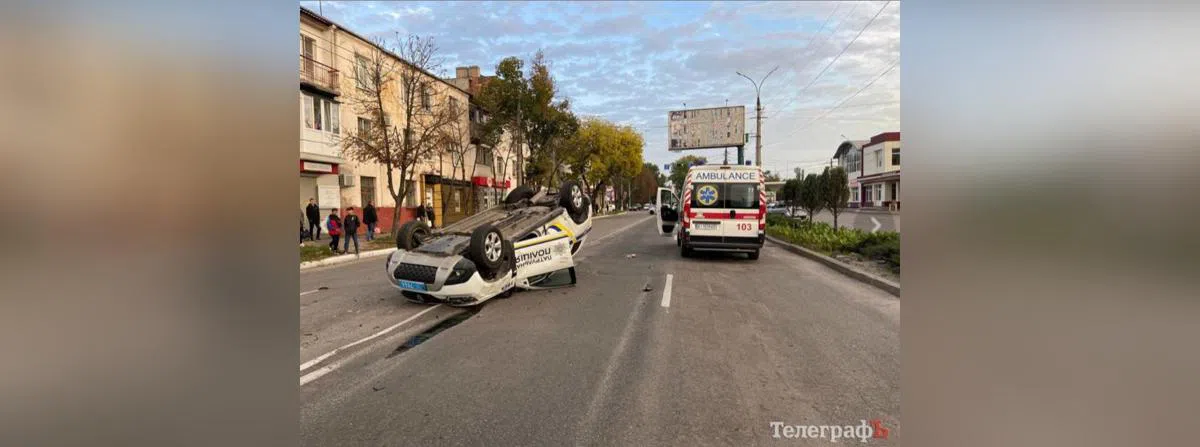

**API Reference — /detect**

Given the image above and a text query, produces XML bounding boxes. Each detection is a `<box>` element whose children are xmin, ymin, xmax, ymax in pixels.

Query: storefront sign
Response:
<box><xmin>471</xmin><ymin>176</ymin><xmax>513</xmax><ymax>189</ymax></box>
<box><xmin>300</xmin><ymin>161</ymin><xmax>337</xmax><ymax>174</ymax></box>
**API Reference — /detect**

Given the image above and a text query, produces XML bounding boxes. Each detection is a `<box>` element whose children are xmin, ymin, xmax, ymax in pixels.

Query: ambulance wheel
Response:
<box><xmin>397</xmin><ymin>220</ymin><xmax>430</xmax><ymax>250</ymax></box>
<box><xmin>559</xmin><ymin>181</ymin><xmax>588</xmax><ymax>223</ymax></box>
<box><xmin>504</xmin><ymin>185</ymin><xmax>535</xmax><ymax>205</ymax></box>
<box><xmin>748</xmin><ymin>249</ymin><xmax>760</xmax><ymax>260</ymax></box>
<box><xmin>469</xmin><ymin>224</ymin><xmax>505</xmax><ymax>275</ymax></box>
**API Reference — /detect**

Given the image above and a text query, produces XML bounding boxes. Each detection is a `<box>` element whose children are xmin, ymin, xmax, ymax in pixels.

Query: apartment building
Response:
<box><xmin>833</xmin><ymin>139</ymin><xmax>869</xmax><ymax>208</ymax></box>
<box><xmin>447</xmin><ymin>65</ymin><xmax>523</xmax><ymax>213</ymax></box>
<box><xmin>856</xmin><ymin>132</ymin><xmax>900</xmax><ymax>208</ymax></box>
<box><xmin>299</xmin><ymin>9</ymin><xmax>344</xmax><ymax>213</ymax></box>
<box><xmin>299</xmin><ymin>6</ymin><xmax>476</xmax><ymax>231</ymax></box>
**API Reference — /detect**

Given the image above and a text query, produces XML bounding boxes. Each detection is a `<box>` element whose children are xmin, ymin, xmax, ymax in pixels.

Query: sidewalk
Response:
<box><xmin>845</xmin><ymin>207</ymin><xmax>898</xmax><ymax>215</ymax></box>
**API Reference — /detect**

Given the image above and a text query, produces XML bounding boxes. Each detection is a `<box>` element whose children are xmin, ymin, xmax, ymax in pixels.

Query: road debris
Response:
<box><xmin>625</xmin><ymin>253</ymin><xmax>637</xmax><ymax>258</ymax></box>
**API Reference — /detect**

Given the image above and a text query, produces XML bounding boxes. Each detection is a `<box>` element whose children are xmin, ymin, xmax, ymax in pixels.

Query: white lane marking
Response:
<box><xmin>299</xmin><ymin>363</ymin><xmax>339</xmax><ymax>386</ymax></box>
<box><xmin>871</xmin><ymin>216</ymin><xmax>882</xmax><ymax>233</ymax></box>
<box><xmin>588</xmin><ymin>216</ymin><xmax>653</xmax><ymax>245</ymax></box>
<box><xmin>661</xmin><ymin>274</ymin><xmax>674</xmax><ymax>308</ymax></box>
<box><xmin>300</xmin><ymin>289</ymin><xmax>322</xmax><ymax>296</ymax></box>
<box><xmin>300</xmin><ymin>304</ymin><xmax>443</xmax><ymax>372</ymax></box>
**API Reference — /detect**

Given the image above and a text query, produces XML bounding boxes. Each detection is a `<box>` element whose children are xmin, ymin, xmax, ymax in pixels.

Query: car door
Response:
<box><xmin>655</xmin><ymin>187</ymin><xmax>679</xmax><ymax>235</ymax></box>
<box><xmin>513</xmin><ymin>225</ymin><xmax>575</xmax><ymax>282</ymax></box>
<box><xmin>721</xmin><ymin>182</ymin><xmax>761</xmax><ymax>240</ymax></box>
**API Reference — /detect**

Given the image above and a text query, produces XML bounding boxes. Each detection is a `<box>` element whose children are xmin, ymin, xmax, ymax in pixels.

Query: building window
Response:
<box><xmin>360</xmin><ymin>176</ymin><xmax>376</xmax><ymax>206</ymax></box>
<box><xmin>421</xmin><ymin>86</ymin><xmax>431</xmax><ymax>111</ymax></box>
<box><xmin>303</xmin><ymin>93</ymin><xmax>339</xmax><ymax>134</ymax></box>
<box><xmin>875</xmin><ymin>149</ymin><xmax>883</xmax><ymax>168</ymax></box>
<box><xmin>892</xmin><ymin>147</ymin><xmax>900</xmax><ymax>166</ymax></box>
<box><xmin>476</xmin><ymin>146</ymin><xmax>493</xmax><ymax>167</ymax></box>
<box><xmin>449</xmin><ymin>97</ymin><xmax>459</xmax><ymax>117</ymax></box>
<box><xmin>357</xmin><ymin>117</ymin><xmax>370</xmax><ymax>135</ymax></box>
<box><xmin>301</xmin><ymin>35</ymin><xmax>315</xmax><ymax>75</ymax></box>
<box><xmin>355</xmin><ymin>55</ymin><xmax>371</xmax><ymax>91</ymax></box>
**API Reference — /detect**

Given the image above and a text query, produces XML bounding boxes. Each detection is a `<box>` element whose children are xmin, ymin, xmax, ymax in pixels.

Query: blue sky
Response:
<box><xmin>300</xmin><ymin>1</ymin><xmax>899</xmax><ymax>177</ymax></box>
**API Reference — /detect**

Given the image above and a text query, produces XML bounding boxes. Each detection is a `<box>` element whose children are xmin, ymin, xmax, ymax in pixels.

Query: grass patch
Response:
<box><xmin>767</xmin><ymin>214</ymin><xmax>900</xmax><ymax>273</ymax></box>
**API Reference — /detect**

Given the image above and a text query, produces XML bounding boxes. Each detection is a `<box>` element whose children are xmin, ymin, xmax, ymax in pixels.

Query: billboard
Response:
<box><xmin>668</xmin><ymin>106</ymin><xmax>746</xmax><ymax>151</ymax></box>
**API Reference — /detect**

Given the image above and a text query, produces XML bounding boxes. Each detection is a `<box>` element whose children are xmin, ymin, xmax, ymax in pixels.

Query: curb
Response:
<box><xmin>765</xmin><ymin>235</ymin><xmax>900</xmax><ymax>297</ymax></box>
<box><xmin>301</xmin><ymin>248</ymin><xmax>395</xmax><ymax>270</ymax></box>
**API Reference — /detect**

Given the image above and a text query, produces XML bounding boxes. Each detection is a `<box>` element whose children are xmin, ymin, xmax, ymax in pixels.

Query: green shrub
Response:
<box><xmin>768</xmin><ymin>220</ymin><xmax>900</xmax><ymax>271</ymax></box>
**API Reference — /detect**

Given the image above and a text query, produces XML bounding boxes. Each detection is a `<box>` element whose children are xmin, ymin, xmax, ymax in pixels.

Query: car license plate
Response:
<box><xmin>398</xmin><ymin>280</ymin><xmax>427</xmax><ymax>291</ymax></box>
<box><xmin>695</xmin><ymin>222</ymin><xmax>719</xmax><ymax>231</ymax></box>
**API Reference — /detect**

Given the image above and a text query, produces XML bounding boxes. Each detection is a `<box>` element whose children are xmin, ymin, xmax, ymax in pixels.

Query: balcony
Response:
<box><xmin>470</xmin><ymin>122</ymin><xmax>485</xmax><ymax>144</ymax></box>
<box><xmin>300</xmin><ymin>55</ymin><xmax>340</xmax><ymax>96</ymax></box>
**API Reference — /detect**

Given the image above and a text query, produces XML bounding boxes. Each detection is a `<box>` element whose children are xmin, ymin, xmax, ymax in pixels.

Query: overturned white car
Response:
<box><xmin>385</xmin><ymin>181</ymin><xmax>593</xmax><ymax>306</ymax></box>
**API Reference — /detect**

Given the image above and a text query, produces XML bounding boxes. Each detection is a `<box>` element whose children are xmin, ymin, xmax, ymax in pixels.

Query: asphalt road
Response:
<box><xmin>300</xmin><ymin>213</ymin><xmax>900</xmax><ymax>446</ymax></box>
<box><xmin>807</xmin><ymin>209</ymin><xmax>900</xmax><ymax>233</ymax></box>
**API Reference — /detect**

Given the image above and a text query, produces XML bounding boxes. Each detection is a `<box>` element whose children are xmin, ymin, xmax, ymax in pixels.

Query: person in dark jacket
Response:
<box><xmin>342</xmin><ymin>207</ymin><xmax>361</xmax><ymax>255</ymax></box>
<box><xmin>305</xmin><ymin>198</ymin><xmax>322</xmax><ymax>240</ymax></box>
<box><xmin>424</xmin><ymin>202</ymin><xmax>436</xmax><ymax>229</ymax></box>
<box><xmin>326</xmin><ymin>209</ymin><xmax>342</xmax><ymax>253</ymax></box>
<box><xmin>414</xmin><ymin>201</ymin><xmax>427</xmax><ymax>225</ymax></box>
<box><xmin>363</xmin><ymin>201</ymin><xmax>378</xmax><ymax>241</ymax></box>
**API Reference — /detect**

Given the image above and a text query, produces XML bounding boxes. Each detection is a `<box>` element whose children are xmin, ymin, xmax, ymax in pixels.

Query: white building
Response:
<box><xmin>856</xmin><ymin>132</ymin><xmax>900</xmax><ymax>208</ymax></box>
<box><xmin>833</xmin><ymin>139</ymin><xmax>868</xmax><ymax>208</ymax></box>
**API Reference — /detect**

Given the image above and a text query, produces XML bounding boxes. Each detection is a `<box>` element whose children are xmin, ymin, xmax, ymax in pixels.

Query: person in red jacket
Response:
<box><xmin>326</xmin><ymin>209</ymin><xmax>342</xmax><ymax>253</ymax></box>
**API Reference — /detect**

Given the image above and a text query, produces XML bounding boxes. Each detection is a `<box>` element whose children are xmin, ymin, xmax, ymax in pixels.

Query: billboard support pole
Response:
<box><xmin>737</xmin><ymin>145</ymin><xmax>745</xmax><ymax>165</ymax></box>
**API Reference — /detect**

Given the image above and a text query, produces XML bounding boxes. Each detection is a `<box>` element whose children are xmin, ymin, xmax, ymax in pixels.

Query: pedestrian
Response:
<box><xmin>342</xmin><ymin>206</ymin><xmax>361</xmax><ymax>255</ymax></box>
<box><xmin>305</xmin><ymin>198</ymin><xmax>321</xmax><ymax>240</ymax></box>
<box><xmin>424</xmin><ymin>201</ymin><xmax>436</xmax><ymax>229</ymax></box>
<box><xmin>363</xmin><ymin>201</ymin><xmax>378</xmax><ymax>242</ymax></box>
<box><xmin>326</xmin><ymin>209</ymin><xmax>342</xmax><ymax>253</ymax></box>
<box><xmin>414</xmin><ymin>201</ymin><xmax>427</xmax><ymax>225</ymax></box>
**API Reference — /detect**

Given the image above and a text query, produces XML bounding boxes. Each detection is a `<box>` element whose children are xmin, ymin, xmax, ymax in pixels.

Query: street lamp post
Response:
<box><xmin>736</xmin><ymin>66</ymin><xmax>779</xmax><ymax>168</ymax></box>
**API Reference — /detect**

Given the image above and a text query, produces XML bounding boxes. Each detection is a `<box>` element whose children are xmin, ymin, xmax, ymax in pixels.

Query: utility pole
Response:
<box><xmin>736</xmin><ymin>66</ymin><xmax>779</xmax><ymax>168</ymax></box>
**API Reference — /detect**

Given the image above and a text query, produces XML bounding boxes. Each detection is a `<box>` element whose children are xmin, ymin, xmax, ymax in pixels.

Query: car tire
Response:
<box><xmin>558</xmin><ymin>181</ymin><xmax>588</xmax><ymax>223</ymax></box>
<box><xmin>748</xmin><ymin>249</ymin><xmax>760</xmax><ymax>260</ymax></box>
<box><xmin>469</xmin><ymin>224</ymin><xmax>505</xmax><ymax>275</ymax></box>
<box><xmin>680</xmin><ymin>243</ymin><xmax>692</xmax><ymax>258</ymax></box>
<box><xmin>397</xmin><ymin>220</ymin><xmax>430</xmax><ymax>250</ymax></box>
<box><xmin>504</xmin><ymin>185</ymin><xmax>535</xmax><ymax>205</ymax></box>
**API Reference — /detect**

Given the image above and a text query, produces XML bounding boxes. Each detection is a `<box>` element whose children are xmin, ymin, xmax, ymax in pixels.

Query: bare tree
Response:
<box><xmin>339</xmin><ymin>33</ymin><xmax>456</xmax><ymax>238</ymax></box>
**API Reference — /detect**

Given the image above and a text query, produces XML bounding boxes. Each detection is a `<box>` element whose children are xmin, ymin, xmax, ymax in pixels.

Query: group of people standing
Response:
<box><xmin>303</xmin><ymin>198</ymin><xmax>437</xmax><ymax>255</ymax></box>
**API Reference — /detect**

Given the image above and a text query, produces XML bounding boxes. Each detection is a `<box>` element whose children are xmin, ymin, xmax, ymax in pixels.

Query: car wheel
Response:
<box><xmin>680</xmin><ymin>243</ymin><xmax>692</xmax><ymax>258</ymax></box>
<box><xmin>504</xmin><ymin>185</ymin><xmax>535</xmax><ymax>205</ymax></box>
<box><xmin>559</xmin><ymin>181</ymin><xmax>588</xmax><ymax>223</ymax></box>
<box><xmin>748</xmin><ymin>250</ymin><xmax>760</xmax><ymax>260</ymax></box>
<box><xmin>397</xmin><ymin>220</ymin><xmax>430</xmax><ymax>250</ymax></box>
<box><xmin>469</xmin><ymin>224</ymin><xmax>505</xmax><ymax>275</ymax></box>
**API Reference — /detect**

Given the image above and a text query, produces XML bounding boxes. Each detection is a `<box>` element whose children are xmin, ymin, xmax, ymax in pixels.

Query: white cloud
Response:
<box><xmin>315</xmin><ymin>1</ymin><xmax>899</xmax><ymax>173</ymax></box>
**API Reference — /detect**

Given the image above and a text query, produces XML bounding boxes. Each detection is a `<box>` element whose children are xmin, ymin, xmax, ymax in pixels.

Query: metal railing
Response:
<box><xmin>299</xmin><ymin>55</ymin><xmax>339</xmax><ymax>94</ymax></box>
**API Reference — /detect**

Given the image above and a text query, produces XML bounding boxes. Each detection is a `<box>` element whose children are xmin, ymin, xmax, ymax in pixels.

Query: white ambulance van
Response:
<box><xmin>655</xmin><ymin>163</ymin><xmax>765</xmax><ymax>260</ymax></box>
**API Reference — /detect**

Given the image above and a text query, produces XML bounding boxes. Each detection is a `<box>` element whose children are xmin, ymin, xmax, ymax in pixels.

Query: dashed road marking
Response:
<box><xmin>661</xmin><ymin>274</ymin><xmax>674</xmax><ymax>308</ymax></box>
